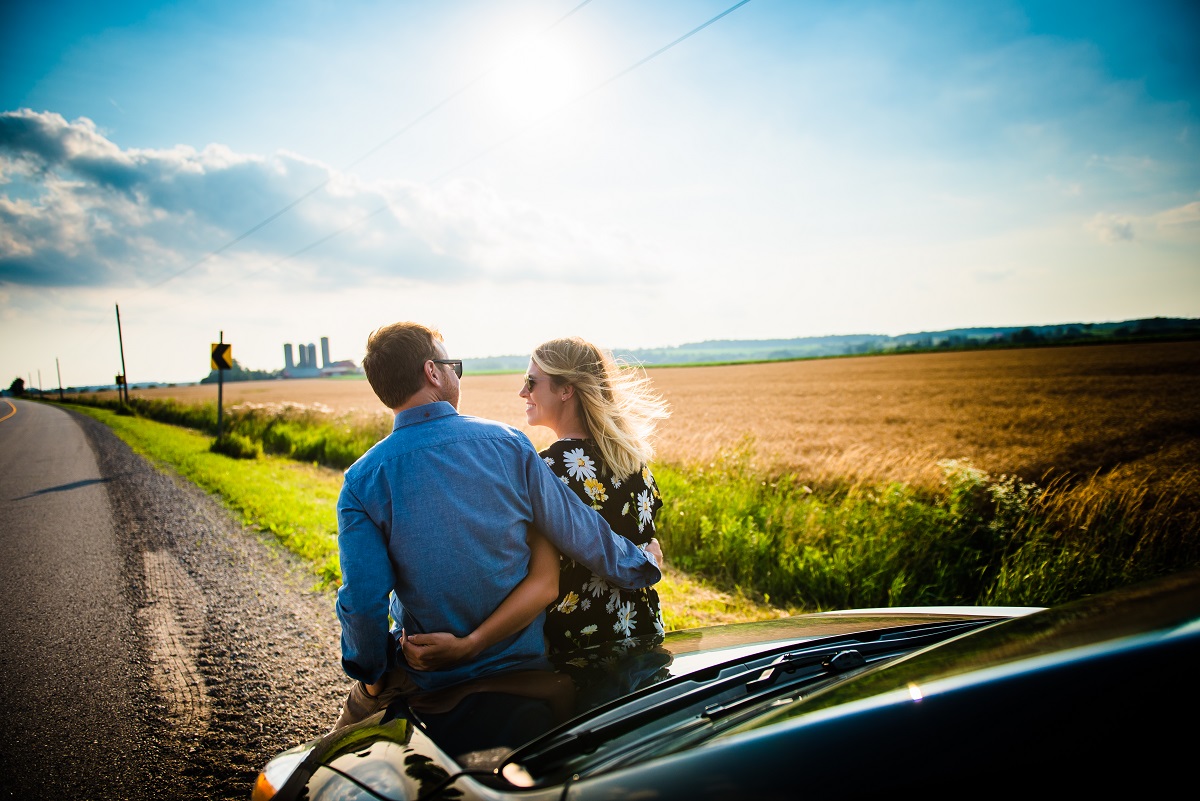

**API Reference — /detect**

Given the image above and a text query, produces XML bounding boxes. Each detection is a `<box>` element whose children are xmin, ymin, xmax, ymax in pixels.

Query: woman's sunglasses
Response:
<box><xmin>523</xmin><ymin>374</ymin><xmax>537</xmax><ymax>393</ymax></box>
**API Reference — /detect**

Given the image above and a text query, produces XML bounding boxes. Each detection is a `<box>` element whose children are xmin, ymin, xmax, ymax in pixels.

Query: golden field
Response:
<box><xmin>107</xmin><ymin>341</ymin><xmax>1200</xmax><ymax>494</ymax></box>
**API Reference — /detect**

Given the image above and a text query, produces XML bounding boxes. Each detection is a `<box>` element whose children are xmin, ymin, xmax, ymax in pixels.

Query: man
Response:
<box><xmin>334</xmin><ymin>322</ymin><xmax>662</xmax><ymax>729</ymax></box>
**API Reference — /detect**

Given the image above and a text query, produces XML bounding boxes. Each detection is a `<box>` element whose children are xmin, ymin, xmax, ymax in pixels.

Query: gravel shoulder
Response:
<box><xmin>73</xmin><ymin>408</ymin><xmax>349</xmax><ymax>799</ymax></box>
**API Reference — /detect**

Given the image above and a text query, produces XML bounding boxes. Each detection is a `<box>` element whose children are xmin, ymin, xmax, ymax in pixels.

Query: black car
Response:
<box><xmin>253</xmin><ymin>569</ymin><xmax>1200</xmax><ymax>800</ymax></box>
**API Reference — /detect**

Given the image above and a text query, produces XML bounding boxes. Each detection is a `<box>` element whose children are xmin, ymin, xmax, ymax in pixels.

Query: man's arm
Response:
<box><xmin>524</xmin><ymin>446</ymin><xmax>661</xmax><ymax>590</ymax></box>
<box><xmin>335</xmin><ymin>480</ymin><xmax>395</xmax><ymax>685</ymax></box>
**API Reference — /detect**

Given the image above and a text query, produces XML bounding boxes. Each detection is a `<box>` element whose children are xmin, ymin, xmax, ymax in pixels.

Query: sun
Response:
<box><xmin>484</xmin><ymin>38</ymin><xmax>584</xmax><ymax>124</ymax></box>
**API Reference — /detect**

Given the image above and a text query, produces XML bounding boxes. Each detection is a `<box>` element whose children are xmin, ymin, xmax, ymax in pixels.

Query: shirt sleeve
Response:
<box><xmin>525</xmin><ymin>444</ymin><xmax>661</xmax><ymax>591</ymax></box>
<box><xmin>335</xmin><ymin>477</ymin><xmax>395</xmax><ymax>684</ymax></box>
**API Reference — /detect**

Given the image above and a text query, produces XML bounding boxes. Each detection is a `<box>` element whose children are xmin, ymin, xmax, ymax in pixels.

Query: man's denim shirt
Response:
<box><xmin>336</xmin><ymin>402</ymin><xmax>661</xmax><ymax>691</ymax></box>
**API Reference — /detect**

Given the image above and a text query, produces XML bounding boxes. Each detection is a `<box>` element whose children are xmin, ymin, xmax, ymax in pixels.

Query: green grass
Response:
<box><xmin>64</xmin><ymin>395</ymin><xmax>1200</xmax><ymax>618</ymax></box>
<box><xmin>72</xmin><ymin>404</ymin><xmax>343</xmax><ymax>586</ymax></box>
<box><xmin>68</xmin><ymin>403</ymin><xmax>790</xmax><ymax>626</ymax></box>
<box><xmin>654</xmin><ymin>442</ymin><xmax>1200</xmax><ymax>609</ymax></box>
<box><xmin>69</xmin><ymin>393</ymin><xmax>388</xmax><ymax>470</ymax></box>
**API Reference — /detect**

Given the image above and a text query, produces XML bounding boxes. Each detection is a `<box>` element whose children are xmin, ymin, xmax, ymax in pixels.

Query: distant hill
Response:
<box><xmin>462</xmin><ymin>317</ymin><xmax>1200</xmax><ymax>372</ymax></box>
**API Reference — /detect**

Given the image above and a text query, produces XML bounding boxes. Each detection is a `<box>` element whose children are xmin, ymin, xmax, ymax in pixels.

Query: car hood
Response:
<box><xmin>298</xmin><ymin>608</ymin><xmax>1026</xmax><ymax>783</ymax></box>
<box><xmin>259</xmin><ymin>574</ymin><xmax>1200</xmax><ymax>800</ymax></box>
<box><xmin>730</xmin><ymin>567</ymin><xmax>1200</xmax><ymax>736</ymax></box>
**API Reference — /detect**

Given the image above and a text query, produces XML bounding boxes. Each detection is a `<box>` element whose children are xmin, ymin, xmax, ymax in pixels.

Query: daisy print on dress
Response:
<box><xmin>556</xmin><ymin>591</ymin><xmax>580</xmax><ymax>615</ymax></box>
<box><xmin>539</xmin><ymin>439</ymin><xmax>664</xmax><ymax>654</ymax></box>
<box><xmin>585</xmin><ymin>575</ymin><xmax>611</xmax><ymax>597</ymax></box>
<box><xmin>613</xmin><ymin>601</ymin><xmax>637</xmax><ymax>636</ymax></box>
<box><xmin>584</xmin><ymin>477</ymin><xmax>608</xmax><ymax>506</ymax></box>
<box><xmin>543</xmin><ymin>456</ymin><xmax>555</xmax><ymax>467</ymax></box>
<box><xmin>563</xmin><ymin>448</ymin><xmax>597</xmax><ymax>481</ymax></box>
<box><xmin>636</xmin><ymin>490</ymin><xmax>655</xmax><ymax>530</ymax></box>
<box><xmin>605</xmin><ymin>588</ymin><xmax>622</xmax><ymax>614</ymax></box>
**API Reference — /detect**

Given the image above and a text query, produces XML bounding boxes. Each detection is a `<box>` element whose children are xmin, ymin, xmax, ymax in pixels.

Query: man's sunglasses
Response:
<box><xmin>432</xmin><ymin>359</ymin><xmax>463</xmax><ymax>378</ymax></box>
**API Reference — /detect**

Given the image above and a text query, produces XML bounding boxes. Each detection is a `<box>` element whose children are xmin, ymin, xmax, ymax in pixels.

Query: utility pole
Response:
<box><xmin>38</xmin><ymin>370</ymin><xmax>43</xmax><ymax>399</ymax></box>
<box><xmin>115</xmin><ymin>304</ymin><xmax>129</xmax><ymax>405</ymax></box>
<box><xmin>56</xmin><ymin>358</ymin><xmax>64</xmax><ymax>401</ymax></box>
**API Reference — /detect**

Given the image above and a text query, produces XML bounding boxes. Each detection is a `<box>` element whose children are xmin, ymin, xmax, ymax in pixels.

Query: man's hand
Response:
<box><xmin>645</xmin><ymin>537</ymin><xmax>664</xmax><ymax>568</ymax></box>
<box><xmin>400</xmin><ymin>629</ymin><xmax>479</xmax><ymax>671</ymax></box>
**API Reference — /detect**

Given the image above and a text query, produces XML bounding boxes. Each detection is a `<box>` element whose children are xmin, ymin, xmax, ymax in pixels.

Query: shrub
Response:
<box><xmin>210</xmin><ymin>432</ymin><xmax>262</xmax><ymax>460</ymax></box>
<box><xmin>656</xmin><ymin>443</ymin><xmax>1198</xmax><ymax>611</ymax></box>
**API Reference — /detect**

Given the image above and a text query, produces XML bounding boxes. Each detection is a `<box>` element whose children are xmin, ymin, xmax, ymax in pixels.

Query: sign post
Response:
<box><xmin>211</xmin><ymin>335</ymin><xmax>232</xmax><ymax>437</ymax></box>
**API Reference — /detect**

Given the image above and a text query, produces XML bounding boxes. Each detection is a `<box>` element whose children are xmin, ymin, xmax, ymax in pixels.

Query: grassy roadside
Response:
<box><xmin>73</xmin><ymin>404</ymin><xmax>343</xmax><ymax>584</ymax></box>
<box><xmin>70</xmin><ymin>403</ymin><xmax>788</xmax><ymax>629</ymax></box>
<box><xmin>64</xmin><ymin>391</ymin><xmax>1200</xmax><ymax>611</ymax></box>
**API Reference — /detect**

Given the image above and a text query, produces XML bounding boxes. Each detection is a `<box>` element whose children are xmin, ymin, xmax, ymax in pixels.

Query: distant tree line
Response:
<box><xmin>889</xmin><ymin>317</ymin><xmax>1200</xmax><ymax>354</ymax></box>
<box><xmin>461</xmin><ymin>317</ymin><xmax>1200</xmax><ymax>372</ymax></box>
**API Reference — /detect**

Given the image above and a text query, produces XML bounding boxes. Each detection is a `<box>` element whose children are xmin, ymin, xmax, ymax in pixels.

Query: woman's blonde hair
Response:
<box><xmin>532</xmin><ymin>337</ymin><xmax>670</xmax><ymax>480</ymax></box>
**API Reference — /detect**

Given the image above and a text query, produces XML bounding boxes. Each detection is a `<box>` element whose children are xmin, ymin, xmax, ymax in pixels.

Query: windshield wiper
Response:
<box><xmin>505</xmin><ymin>620</ymin><xmax>991</xmax><ymax>779</ymax></box>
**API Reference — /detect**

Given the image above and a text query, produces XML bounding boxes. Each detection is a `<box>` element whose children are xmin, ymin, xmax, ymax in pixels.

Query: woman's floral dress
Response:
<box><xmin>540</xmin><ymin>439</ymin><xmax>664</xmax><ymax>653</ymax></box>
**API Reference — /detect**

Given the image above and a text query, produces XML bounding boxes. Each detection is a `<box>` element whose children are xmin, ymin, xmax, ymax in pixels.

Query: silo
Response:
<box><xmin>308</xmin><ymin>343</ymin><xmax>317</xmax><ymax>368</ymax></box>
<box><xmin>321</xmin><ymin>337</ymin><xmax>331</xmax><ymax>368</ymax></box>
<box><xmin>284</xmin><ymin>343</ymin><xmax>294</xmax><ymax>370</ymax></box>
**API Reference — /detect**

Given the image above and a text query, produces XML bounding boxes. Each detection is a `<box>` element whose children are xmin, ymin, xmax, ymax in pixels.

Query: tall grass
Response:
<box><xmin>654</xmin><ymin>440</ymin><xmax>1200</xmax><ymax>609</ymax></box>
<box><xmin>71</xmin><ymin>394</ymin><xmax>388</xmax><ymax>470</ymax></box>
<box><xmin>63</xmin><ymin>394</ymin><xmax>1200</xmax><ymax>610</ymax></box>
<box><xmin>981</xmin><ymin>467</ymin><xmax>1200</xmax><ymax>604</ymax></box>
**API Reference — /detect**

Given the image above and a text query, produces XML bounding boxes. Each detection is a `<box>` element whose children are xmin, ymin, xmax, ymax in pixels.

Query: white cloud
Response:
<box><xmin>1086</xmin><ymin>213</ymin><xmax>1136</xmax><ymax>244</ymax></box>
<box><xmin>1153</xmin><ymin>201</ymin><xmax>1200</xmax><ymax>228</ymax></box>
<box><xmin>0</xmin><ymin>109</ymin><xmax>657</xmax><ymax>291</ymax></box>
<box><xmin>1084</xmin><ymin>201</ymin><xmax>1200</xmax><ymax>245</ymax></box>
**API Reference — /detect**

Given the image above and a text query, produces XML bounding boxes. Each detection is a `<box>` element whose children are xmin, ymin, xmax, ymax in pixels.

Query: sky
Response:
<box><xmin>1</xmin><ymin>0</ymin><xmax>1198</xmax><ymax>388</ymax></box>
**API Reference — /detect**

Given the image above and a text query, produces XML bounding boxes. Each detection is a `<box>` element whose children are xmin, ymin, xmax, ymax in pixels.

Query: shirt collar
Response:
<box><xmin>393</xmin><ymin>401</ymin><xmax>458</xmax><ymax>431</ymax></box>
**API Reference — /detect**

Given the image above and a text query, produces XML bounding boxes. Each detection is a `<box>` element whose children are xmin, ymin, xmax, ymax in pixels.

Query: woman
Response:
<box><xmin>402</xmin><ymin>336</ymin><xmax>670</xmax><ymax>668</ymax></box>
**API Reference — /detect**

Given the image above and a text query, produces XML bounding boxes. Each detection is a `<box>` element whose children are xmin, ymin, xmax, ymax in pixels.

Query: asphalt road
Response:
<box><xmin>0</xmin><ymin>398</ymin><xmax>156</xmax><ymax>798</ymax></box>
<box><xmin>0</xmin><ymin>399</ymin><xmax>346</xmax><ymax>800</ymax></box>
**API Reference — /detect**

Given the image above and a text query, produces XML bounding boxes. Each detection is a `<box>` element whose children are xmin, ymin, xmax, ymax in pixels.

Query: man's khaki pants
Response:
<box><xmin>333</xmin><ymin>667</ymin><xmax>420</xmax><ymax>731</ymax></box>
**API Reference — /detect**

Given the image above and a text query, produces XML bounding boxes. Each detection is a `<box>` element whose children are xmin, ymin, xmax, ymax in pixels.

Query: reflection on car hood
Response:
<box><xmin>731</xmin><ymin>568</ymin><xmax>1200</xmax><ymax>735</ymax></box>
<box><xmin>405</xmin><ymin>608</ymin><xmax>1023</xmax><ymax>772</ymax></box>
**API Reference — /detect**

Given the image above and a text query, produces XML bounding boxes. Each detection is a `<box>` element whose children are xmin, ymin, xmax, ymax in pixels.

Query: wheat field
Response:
<box><xmin>112</xmin><ymin>341</ymin><xmax>1200</xmax><ymax>494</ymax></box>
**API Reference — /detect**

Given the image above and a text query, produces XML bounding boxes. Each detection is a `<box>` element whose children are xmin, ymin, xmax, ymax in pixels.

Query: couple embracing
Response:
<box><xmin>335</xmin><ymin>321</ymin><xmax>670</xmax><ymax>729</ymax></box>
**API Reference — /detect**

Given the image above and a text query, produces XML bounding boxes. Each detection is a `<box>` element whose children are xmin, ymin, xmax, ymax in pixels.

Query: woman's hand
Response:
<box><xmin>645</xmin><ymin>537</ymin><xmax>664</xmax><ymax>567</ymax></box>
<box><xmin>401</xmin><ymin>629</ymin><xmax>480</xmax><ymax>672</ymax></box>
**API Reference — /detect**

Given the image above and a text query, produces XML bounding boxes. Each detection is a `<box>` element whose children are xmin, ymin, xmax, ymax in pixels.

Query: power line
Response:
<box><xmin>146</xmin><ymin>0</ymin><xmax>596</xmax><ymax>291</ymax></box>
<box><xmin>157</xmin><ymin>0</ymin><xmax>754</xmax><ymax>304</ymax></box>
<box><xmin>431</xmin><ymin>0</ymin><xmax>753</xmax><ymax>183</ymax></box>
